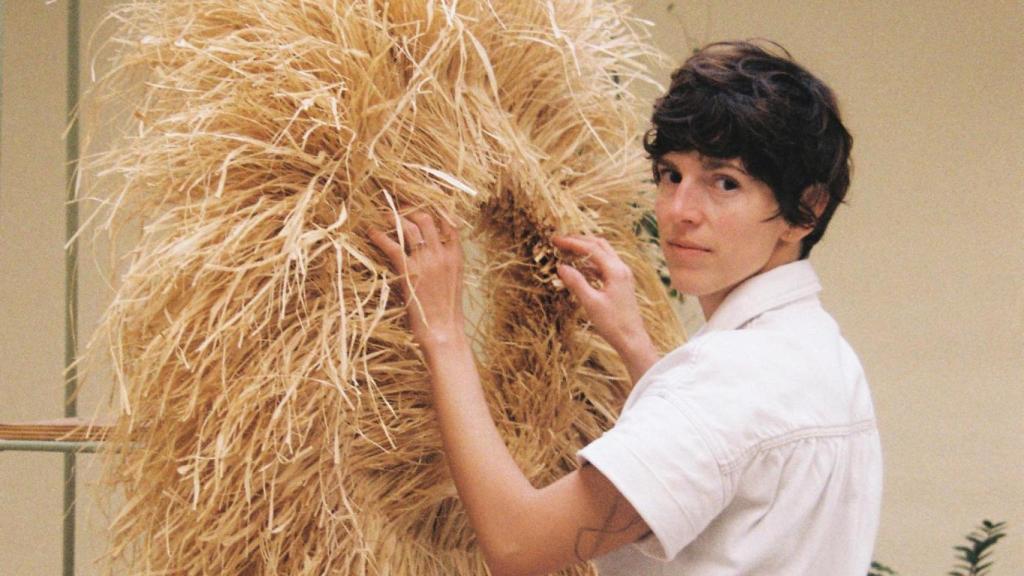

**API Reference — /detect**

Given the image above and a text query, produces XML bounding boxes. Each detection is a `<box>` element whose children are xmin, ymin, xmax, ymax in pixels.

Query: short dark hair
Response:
<box><xmin>643</xmin><ymin>40</ymin><xmax>852</xmax><ymax>258</ymax></box>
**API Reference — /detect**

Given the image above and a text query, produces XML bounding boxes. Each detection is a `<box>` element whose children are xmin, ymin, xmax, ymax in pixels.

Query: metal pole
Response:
<box><xmin>63</xmin><ymin>1</ymin><xmax>81</xmax><ymax>575</ymax></box>
<box><xmin>1</xmin><ymin>0</ymin><xmax>5</xmax><ymax>197</ymax></box>
<box><xmin>0</xmin><ymin>440</ymin><xmax>102</xmax><ymax>454</ymax></box>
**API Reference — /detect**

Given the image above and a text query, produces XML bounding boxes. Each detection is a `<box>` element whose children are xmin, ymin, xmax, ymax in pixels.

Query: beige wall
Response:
<box><xmin>1</xmin><ymin>1</ymin><xmax>1020</xmax><ymax>574</ymax></box>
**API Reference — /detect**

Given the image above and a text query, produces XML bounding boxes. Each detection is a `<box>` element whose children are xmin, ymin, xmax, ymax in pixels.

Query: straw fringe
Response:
<box><xmin>80</xmin><ymin>1</ymin><xmax>683</xmax><ymax>574</ymax></box>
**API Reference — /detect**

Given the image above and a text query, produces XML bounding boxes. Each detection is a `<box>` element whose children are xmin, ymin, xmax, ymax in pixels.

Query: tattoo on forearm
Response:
<box><xmin>573</xmin><ymin>496</ymin><xmax>646</xmax><ymax>563</ymax></box>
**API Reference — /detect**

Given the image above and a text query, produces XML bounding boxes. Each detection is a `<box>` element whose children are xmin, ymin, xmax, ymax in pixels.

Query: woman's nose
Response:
<box><xmin>660</xmin><ymin>178</ymin><xmax>705</xmax><ymax>224</ymax></box>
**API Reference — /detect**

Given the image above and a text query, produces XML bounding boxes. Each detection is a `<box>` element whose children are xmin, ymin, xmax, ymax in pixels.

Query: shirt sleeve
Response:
<box><xmin>576</xmin><ymin>389</ymin><xmax>728</xmax><ymax>561</ymax></box>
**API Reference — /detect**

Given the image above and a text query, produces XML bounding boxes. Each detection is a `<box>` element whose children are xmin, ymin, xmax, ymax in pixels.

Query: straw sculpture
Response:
<box><xmin>81</xmin><ymin>0</ymin><xmax>685</xmax><ymax>574</ymax></box>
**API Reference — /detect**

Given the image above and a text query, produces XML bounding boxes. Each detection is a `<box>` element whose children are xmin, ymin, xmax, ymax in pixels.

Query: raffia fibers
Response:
<box><xmin>80</xmin><ymin>1</ymin><xmax>685</xmax><ymax>574</ymax></box>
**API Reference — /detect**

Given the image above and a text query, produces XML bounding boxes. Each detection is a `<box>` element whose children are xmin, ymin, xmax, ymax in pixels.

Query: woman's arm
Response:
<box><xmin>368</xmin><ymin>211</ymin><xmax>654</xmax><ymax>575</ymax></box>
<box><xmin>422</xmin><ymin>332</ymin><xmax>650</xmax><ymax>576</ymax></box>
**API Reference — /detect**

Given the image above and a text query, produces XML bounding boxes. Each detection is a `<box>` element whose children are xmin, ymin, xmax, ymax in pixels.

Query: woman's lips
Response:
<box><xmin>665</xmin><ymin>241</ymin><xmax>711</xmax><ymax>261</ymax></box>
<box><xmin>667</xmin><ymin>241</ymin><xmax>710</xmax><ymax>252</ymax></box>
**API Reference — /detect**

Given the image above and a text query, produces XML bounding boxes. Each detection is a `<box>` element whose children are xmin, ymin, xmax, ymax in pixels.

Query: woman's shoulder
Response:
<box><xmin>642</xmin><ymin>327</ymin><xmax>872</xmax><ymax>454</ymax></box>
<box><xmin>674</xmin><ymin>328</ymin><xmax>811</xmax><ymax>380</ymax></box>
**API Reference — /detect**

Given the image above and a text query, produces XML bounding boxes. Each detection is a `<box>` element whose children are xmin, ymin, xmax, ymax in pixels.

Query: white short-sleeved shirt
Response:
<box><xmin>578</xmin><ymin>260</ymin><xmax>883</xmax><ymax>575</ymax></box>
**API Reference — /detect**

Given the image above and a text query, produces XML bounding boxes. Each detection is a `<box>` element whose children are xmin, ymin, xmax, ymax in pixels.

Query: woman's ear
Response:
<box><xmin>806</xmin><ymin>183</ymin><xmax>829</xmax><ymax>220</ymax></box>
<box><xmin>783</xmin><ymin>184</ymin><xmax>828</xmax><ymax>244</ymax></box>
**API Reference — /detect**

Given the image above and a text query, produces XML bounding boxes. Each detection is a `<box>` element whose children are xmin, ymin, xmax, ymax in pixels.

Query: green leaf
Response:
<box><xmin>640</xmin><ymin>212</ymin><xmax>659</xmax><ymax>238</ymax></box>
<box><xmin>868</xmin><ymin>561</ymin><xmax>898</xmax><ymax>576</ymax></box>
<box><xmin>948</xmin><ymin>519</ymin><xmax>1009</xmax><ymax>576</ymax></box>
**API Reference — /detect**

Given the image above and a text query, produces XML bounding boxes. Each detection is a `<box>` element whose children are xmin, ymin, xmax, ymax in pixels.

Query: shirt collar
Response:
<box><xmin>696</xmin><ymin>259</ymin><xmax>822</xmax><ymax>335</ymax></box>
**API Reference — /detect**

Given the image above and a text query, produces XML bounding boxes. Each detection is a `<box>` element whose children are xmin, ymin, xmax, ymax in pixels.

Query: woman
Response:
<box><xmin>369</xmin><ymin>40</ymin><xmax>882</xmax><ymax>576</ymax></box>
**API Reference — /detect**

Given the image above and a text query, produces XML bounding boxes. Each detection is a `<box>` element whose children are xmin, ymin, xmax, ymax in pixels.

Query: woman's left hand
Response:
<box><xmin>369</xmin><ymin>210</ymin><xmax>466</xmax><ymax>347</ymax></box>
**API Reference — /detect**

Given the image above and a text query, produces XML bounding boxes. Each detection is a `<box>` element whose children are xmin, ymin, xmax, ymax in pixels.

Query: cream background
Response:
<box><xmin>1</xmin><ymin>1</ymin><xmax>1020</xmax><ymax>574</ymax></box>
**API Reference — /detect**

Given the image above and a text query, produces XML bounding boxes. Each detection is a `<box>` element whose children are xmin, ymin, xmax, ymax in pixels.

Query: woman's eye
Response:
<box><xmin>715</xmin><ymin>176</ymin><xmax>740</xmax><ymax>192</ymax></box>
<box><xmin>657</xmin><ymin>168</ymin><xmax>682</xmax><ymax>185</ymax></box>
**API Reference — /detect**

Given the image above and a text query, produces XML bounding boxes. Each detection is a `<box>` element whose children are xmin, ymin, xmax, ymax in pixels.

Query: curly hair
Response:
<box><xmin>643</xmin><ymin>40</ymin><xmax>852</xmax><ymax>258</ymax></box>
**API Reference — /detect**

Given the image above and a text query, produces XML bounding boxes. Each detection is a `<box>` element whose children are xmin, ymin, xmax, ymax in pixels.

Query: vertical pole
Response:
<box><xmin>0</xmin><ymin>0</ymin><xmax>5</xmax><ymax>196</ymax></box>
<box><xmin>63</xmin><ymin>1</ymin><xmax>81</xmax><ymax>575</ymax></box>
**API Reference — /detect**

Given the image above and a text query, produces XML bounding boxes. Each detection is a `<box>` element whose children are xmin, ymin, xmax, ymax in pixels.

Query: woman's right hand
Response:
<box><xmin>551</xmin><ymin>234</ymin><xmax>659</xmax><ymax>381</ymax></box>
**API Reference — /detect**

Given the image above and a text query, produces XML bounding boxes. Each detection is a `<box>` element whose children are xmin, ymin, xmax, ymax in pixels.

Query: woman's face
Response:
<box><xmin>653</xmin><ymin>150</ymin><xmax>808</xmax><ymax>318</ymax></box>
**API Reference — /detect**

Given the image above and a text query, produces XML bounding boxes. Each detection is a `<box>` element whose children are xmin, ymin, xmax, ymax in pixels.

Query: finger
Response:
<box><xmin>398</xmin><ymin>215</ymin><xmax>424</xmax><ymax>250</ymax></box>
<box><xmin>408</xmin><ymin>211</ymin><xmax>440</xmax><ymax>246</ymax></box>
<box><xmin>557</xmin><ymin>234</ymin><xmax>618</xmax><ymax>254</ymax></box>
<box><xmin>378</xmin><ymin>203</ymin><xmax>420</xmax><ymax>250</ymax></box>
<box><xmin>551</xmin><ymin>235</ymin><xmax>600</xmax><ymax>276</ymax></box>
<box><xmin>557</xmin><ymin>263</ymin><xmax>599</xmax><ymax>302</ymax></box>
<box><xmin>436</xmin><ymin>210</ymin><xmax>457</xmax><ymax>242</ymax></box>
<box><xmin>552</xmin><ymin>235</ymin><xmax>620</xmax><ymax>280</ymax></box>
<box><xmin>551</xmin><ymin>234</ymin><xmax>605</xmax><ymax>256</ymax></box>
<box><xmin>596</xmin><ymin>237</ymin><xmax>618</xmax><ymax>255</ymax></box>
<box><xmin>441</xmin><ymin>217</ymin><xmax>465</xmax><ymax>254</ymax></box>
<box><xmin>368</xmin><ymin>226</ymin><xmax>407</xmax><ymax>273</ymax></box>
